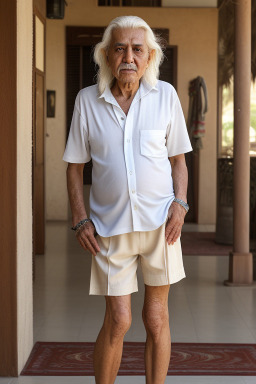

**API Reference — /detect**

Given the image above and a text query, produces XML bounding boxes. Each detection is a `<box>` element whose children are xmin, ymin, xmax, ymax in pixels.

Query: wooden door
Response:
<box><xmin>33</xmin><ymin>72</ymin><xmax>45</xmax><ymax>255</ymax></box>
<box><xmin>32</xmin><ymin>12</ymin><xmax>45</xmax><ymax>266</ymax></box>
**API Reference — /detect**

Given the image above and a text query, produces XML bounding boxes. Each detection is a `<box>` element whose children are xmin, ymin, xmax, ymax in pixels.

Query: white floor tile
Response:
<box><xmin>0</xmin><ymin>378</ymin><xmax>13</xmax><ymax>384</ymax></box>
<box><xmin>243</xmin><ymin>378</ymin><xmax>256</xmax><ymax>384</ymax></box>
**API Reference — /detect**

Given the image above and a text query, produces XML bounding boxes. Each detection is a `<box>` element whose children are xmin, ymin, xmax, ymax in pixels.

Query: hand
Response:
<box><xmin>76</xmin><ymin>221</ymin><xmax>100</xmax><ymax>256</ymax></box>
<box><xmin>165</xmin><ymin>202</ymin><xmax>186</xmax><ymax>245</ymax></box>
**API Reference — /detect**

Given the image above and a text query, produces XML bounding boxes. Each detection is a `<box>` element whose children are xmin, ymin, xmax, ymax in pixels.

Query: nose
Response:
<box><xmin>123</xmin><ymin>46</ymin><xmax>134</xmax><ymax>63</ymax></box>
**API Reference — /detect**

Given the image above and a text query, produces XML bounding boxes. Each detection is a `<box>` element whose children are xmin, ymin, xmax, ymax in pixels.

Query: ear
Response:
<box><xmin>102</xmin><ymin>48</ymin><xmax>110</xmax><ymax>67</ymax></box>
<box><xmin>147</xmin><ymin>49</ymin><xmax>155</xmax><ymax>66</ymax></box>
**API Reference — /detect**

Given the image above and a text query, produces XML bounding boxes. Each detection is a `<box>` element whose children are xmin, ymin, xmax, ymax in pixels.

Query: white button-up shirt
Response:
<box><xmin>63</xmin><ymin>79</ymin><xmax>192</xmax><ymax>237</ymax></box>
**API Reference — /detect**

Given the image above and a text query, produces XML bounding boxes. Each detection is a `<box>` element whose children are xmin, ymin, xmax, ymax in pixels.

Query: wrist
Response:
<box><xmin>72</xmin><ymin>215</ymin><xmax>88</xmax><ymax>227</ymax></box>
<box><xmin>71</xmin><ymin>218</ymin><xmax>93</xmax><ymax>231</ymax></box>
<box><xmin>173</xmin><ymin>197</ymin><xmax>189</xmax><ymax>213</ymax></box>
<box><xmin>174</xmin><ymin>195</ymin><xmax>187</xmax><ymax>204</ymax></box>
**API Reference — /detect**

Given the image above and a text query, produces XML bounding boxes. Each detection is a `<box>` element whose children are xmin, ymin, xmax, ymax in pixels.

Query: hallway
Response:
<box><xmin>1</xmin><ymin>222</ymin><xmax>256</xmax><ymax>383</ymax></box>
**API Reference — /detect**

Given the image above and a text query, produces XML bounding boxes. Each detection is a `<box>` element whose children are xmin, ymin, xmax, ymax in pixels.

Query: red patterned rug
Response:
<box><xmin>21</xmin><ymin>342</ymin><xmax>256</xmax><ymax>376</ymax></box>
<box><xmin>181</xmin><ymin>232</ymin><xmax>232</xmax><ymax>256</ymax></box>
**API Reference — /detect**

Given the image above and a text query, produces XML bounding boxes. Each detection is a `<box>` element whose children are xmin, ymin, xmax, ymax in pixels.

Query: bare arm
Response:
<box><xmin>165</xmin><ymin>153</ymin><xmax>188</xmax><ymax>245</ymax></box>
<box><xmin>67</xmin><ymin>163</ymin><xmax>100</xmax><ymax>256</ymax></box>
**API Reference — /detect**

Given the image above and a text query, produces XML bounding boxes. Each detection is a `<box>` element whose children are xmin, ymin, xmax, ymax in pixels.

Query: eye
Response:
<box><xmin>116</xmin><ymin>47</ymin><xmax>124</xmax><ymax>52</ymax></box>
<box><xmin>134</xmin><ymin>48</ymin><xmax>142</xmax><ymax>52</ymax></box>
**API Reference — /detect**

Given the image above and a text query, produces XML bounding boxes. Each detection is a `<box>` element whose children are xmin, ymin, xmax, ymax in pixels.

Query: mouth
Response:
<box><xmin>120</xmin><ymin>69</ymin><xmax>136</xmax><ymax>73</ymax></box>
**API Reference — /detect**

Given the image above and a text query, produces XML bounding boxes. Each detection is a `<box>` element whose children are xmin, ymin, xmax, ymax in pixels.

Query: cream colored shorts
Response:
<box><xmin>89</xmin><ymin>220</ymin><xmax>186</xmax><ymax>296</ymax></box>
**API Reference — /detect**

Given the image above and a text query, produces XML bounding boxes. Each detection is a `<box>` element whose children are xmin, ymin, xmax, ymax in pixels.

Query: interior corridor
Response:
<box><xmin>1</xmin><ymin>222</ymin><xmax>256</xmax><ymax>384</ymax></box>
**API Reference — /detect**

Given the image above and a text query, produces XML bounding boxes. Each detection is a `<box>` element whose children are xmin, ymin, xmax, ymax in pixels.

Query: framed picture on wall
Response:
<box><xmin>47</xmin><ymin>90</ymin><xmax>56</xmax><ymax>118</ymax></box>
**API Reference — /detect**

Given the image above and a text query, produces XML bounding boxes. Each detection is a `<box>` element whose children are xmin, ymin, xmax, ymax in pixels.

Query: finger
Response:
<box><xmin>89</xmin><ymin>234</ymin><xmax>101</xmax><ymax>253</ymax></box>
<box><xmin>77</xmin><ymin>236</ymin><xmax>88</xmax><ymax>252</ymax></box>
<box><xmin>167</xmin><ymin>226</ymin><xmax>181</xmax><ymax>245</ymax></box>
<box><xmin>165</xmin><ymin>218</ymin><xmax>176</xmax><ymax>239</ymax></box>
<box><xmin>82</xmin><ymin>236</ymin><xmax>98</xmax><ymax>256</ymax></box>
<box><xmin>168</xmin><ymin>228</ymin><xmax>181</xmax><ymax>245</ymax></box>
<box><xmin>81</xmin><ymin>229</ymin><xmax>101</xmax><ymax>253</ymax></box>
<box><xmin>168</xmin><ymin>233</ymin><xmax>180</xmax><ymax>245</ymax></box>
<box><xmin>76</xmin><ymin>231</ymin><xmax>95</xmax><ymax>254</ymax></box>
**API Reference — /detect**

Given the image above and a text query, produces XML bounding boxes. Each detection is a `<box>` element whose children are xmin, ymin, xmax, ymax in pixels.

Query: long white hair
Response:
<box><xmin>93</xmin><ymin>16</ymin><xmax>165</xmax><ymax>95</ymax></box>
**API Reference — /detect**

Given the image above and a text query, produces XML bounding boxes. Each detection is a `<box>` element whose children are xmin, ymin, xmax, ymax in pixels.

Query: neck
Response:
<box><xmin>111</xmin><ymin>79</ymin><xmax>140</xmax><ymax>100</ymax></box>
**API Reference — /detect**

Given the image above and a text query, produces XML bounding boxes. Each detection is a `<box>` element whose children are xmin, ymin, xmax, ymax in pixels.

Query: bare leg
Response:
<box><xmin>142</xmin><ymin>285</ymin><xmax>171</xmax><ymax>384</ymax></box>
<box><xmin>93</xmin><ymin>294</ymin><xmax>132</xmax><ymax>384</ymax></box>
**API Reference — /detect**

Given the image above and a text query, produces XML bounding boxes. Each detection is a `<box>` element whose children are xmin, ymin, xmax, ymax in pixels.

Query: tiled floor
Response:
<box><xmin>2</xmin><ymin>221</ymin><xmax>256</xmax><ymax>384</ymax></box>
<box><xmin>182</xmin><ymin>223</ymin><xmax>216</xmax><ymax>232</ymax></box>
<box><xmin>1</xmin><ymin>376</ymin><xmax>256</xmax><ymax>384</ymax></box>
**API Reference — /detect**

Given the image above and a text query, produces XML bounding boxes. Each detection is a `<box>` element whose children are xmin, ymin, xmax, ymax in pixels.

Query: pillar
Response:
<box><xmin>0</xmin><ymin>0</ymin><xmax>33</xmax><ymax>376</ymax></box>
<box><xmin>225</xmin><ymin>0</ymin><xmax>253</xmax><ymax>286</ymax></box>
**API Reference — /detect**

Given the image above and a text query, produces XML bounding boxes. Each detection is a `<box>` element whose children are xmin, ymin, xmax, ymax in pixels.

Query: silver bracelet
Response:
<box><xmin>71</xmin><ymin>218</ymin><xmax>92</xmax><ymax>231</ymax></box>
<box><xmin>173</xmin><ymin>198</ymin><xmax>189</xmax><ymax>213</ymax></box>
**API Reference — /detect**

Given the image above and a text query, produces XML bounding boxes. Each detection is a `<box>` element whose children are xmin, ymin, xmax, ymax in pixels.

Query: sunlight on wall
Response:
<box><xmin>17</xmin><ymin>0</ymin><xmax>33</xmax><ymax>373</ymax></box>
<box><xmin>35</xmin><ymin>16</ymin><xmax>44</xmax><ymax>72</ymax></box>
<box><xmin>221</xmin><ymin>78</ymin><xmax>256</xmax><ymax>157</ymax></box>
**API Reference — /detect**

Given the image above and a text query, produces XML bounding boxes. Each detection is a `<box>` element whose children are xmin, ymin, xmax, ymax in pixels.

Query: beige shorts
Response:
<box><xmin>89</xmin><ymin>219</ymin><xmax>186</xmax><ymax>296</ymax></box>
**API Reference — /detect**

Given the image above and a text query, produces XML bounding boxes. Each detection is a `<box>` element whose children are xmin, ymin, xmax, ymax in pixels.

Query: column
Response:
<box><xmin>225</xmin><ymin>0</ymin><xmax>253</xmax><ymax>286</ymax></box>
<box><xmin>0</xmin><ymin>0</ymin><xmax>33</xmax><ymax>376</ymax></box>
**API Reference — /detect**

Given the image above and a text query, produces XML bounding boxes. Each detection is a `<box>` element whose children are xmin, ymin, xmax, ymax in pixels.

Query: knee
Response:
<box><xmin>142</xmin><ymin>301</ymin><xmax>169</xmax><ymax>342</ymax></box>
<box><xmin>106</xmin><ymin>308</ymin><xmax>132</xmax><ymax>342</ymax></box>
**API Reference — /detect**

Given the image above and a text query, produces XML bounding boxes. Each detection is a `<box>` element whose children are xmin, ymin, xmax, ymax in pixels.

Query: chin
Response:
<box><xmin>119</xmin><ymin>74</ymin><xmax>137</xmax><ymax>83</ymax></box>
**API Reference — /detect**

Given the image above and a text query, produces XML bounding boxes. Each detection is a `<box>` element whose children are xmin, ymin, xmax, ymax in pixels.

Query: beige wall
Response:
<box><xmin>17</xmin><ymin>0</ymin><xmax>33</xmax><ymax>373</ymax></box>
<box><xmin>46</xmin><ymin>21</ymin><xmax>67</xmax><ymax>220</ymax></box>
<box><xmin>46</xmin><ymin>0</ymin><xmax>218</xmax><ymax>224</ymax></box>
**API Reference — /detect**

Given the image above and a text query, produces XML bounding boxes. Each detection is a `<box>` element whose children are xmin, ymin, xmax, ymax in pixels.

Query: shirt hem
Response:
<box><xmin>94</xmin><ymin>219</ymin><xmax>168</xmax><ymax>238</ymax></box>
<box><xmin>168</xmin><ymin>146</ymin><xmax>193</xmax><ymax>157</ymax></box>
<box><xmin>62</xmin><ymin>156</ymin><xmax>91</xmax><ymax>163</ymax></box>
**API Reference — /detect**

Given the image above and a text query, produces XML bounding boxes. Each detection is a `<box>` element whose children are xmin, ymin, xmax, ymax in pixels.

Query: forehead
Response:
<box><xmin>110</xmin><ymin>27</ymin><xmax>147</xmax><ymax>45</ymax></box>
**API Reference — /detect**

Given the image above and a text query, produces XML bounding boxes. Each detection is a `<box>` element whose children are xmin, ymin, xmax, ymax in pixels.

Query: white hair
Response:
<box><xmin>93</xmin><ymin>16</ymin><xmax>165</xmax><ymax>95</ymax></box>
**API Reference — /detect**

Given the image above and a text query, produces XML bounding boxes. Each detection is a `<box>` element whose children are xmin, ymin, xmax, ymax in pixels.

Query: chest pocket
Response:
<box><xmin>140</xmin><ymin>130</ymin><xmax>167</xmax><ymax>158</ymax></box>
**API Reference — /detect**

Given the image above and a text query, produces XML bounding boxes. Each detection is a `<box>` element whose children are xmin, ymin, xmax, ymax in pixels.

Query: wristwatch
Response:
<box><xmin>173</xmin><ymin>198</ymin><xmax>189</xmax><ymax>213</ymax></box>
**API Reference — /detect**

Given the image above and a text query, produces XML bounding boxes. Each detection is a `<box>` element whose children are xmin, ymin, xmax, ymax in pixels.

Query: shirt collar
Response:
<box><xmin>139</xmin><ymin>77</ymin><xmax>158</xmax><ymax>99</ymax></box>
<box><xmin>98</xmin><ymin>77</ymin><xmax>158</xmax><ymax>104</ymax></box>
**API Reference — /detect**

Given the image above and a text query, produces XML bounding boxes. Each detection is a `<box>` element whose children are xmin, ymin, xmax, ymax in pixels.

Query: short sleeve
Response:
<box><xmin>166</xmin><ymin>95</ymin><xmax>193</xmax><ymax>157</ymax></box>
<box><xmin>62</xmin><ymin>92</ymin><xmax>91</xmax><ymax>163</ymax></box>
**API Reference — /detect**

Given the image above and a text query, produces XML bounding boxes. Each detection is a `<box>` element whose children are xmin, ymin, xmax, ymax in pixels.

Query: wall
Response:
<box><xmin>17</xmin><ymin>0</ymin><xmax>33</xmax><ymax>373</ymax></box>
<box><xmin>46</xmin><ymin>0</ymin><xmax>218</xmax><ymax>224</ymax></box>
<box><xmin>46</xmin><ymin>20</ymin><xmax>67</xmax><ymax>220</ymax></box>
<box><xmin>34</xmin><ymin>0</ymin><xmax>46</xmax><ymax>18</ymax></box>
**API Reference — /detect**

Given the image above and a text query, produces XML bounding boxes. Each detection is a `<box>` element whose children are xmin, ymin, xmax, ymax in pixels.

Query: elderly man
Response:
<box><xmin>63</xmin><ymin>15</ymin><xmax>192</xmax><ymax>384</ymax></box>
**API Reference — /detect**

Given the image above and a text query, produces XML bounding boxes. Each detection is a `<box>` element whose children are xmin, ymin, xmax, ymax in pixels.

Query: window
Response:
<box><xmin>220</xmin><ymin>77</ymin><xmax>256</xmax><ymax>157</ymax></box>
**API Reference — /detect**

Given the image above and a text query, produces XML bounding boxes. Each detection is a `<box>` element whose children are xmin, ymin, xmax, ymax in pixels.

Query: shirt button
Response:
<box><xmin>121</xmin><ymin>117</ymin><xmax>124</xmax><ymax>120</ymax></box>
<box><xmin>129</xmin><ymin>171</ymin><xmax>132</xmax><ymax>175</ymax></box>
<box><xmin>134</xmin><ymin>205</ymin><xmax>137</xmax><ymax>210</ymax></box>
<box><xmin>132</xmin><ymin>190</ymin><xmax>135</xmax><ymax>194</ymax></box>
<box><xmin>127</xmin><ymin>139</ymin><xmax>130</xmax><ymax>143</ymax></box>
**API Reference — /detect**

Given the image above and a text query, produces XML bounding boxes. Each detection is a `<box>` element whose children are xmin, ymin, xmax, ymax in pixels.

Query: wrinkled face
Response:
<box><xmin>106</xmin><ymin>27</ymin><xmax>153</xmax><ymax>85</ymax></box>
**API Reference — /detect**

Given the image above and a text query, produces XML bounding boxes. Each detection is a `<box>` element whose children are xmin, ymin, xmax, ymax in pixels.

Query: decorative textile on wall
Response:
<box><xmin>187</xmin><ymin>76</ymin><xmax>208</xmax><ymax>151</ymax></box>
